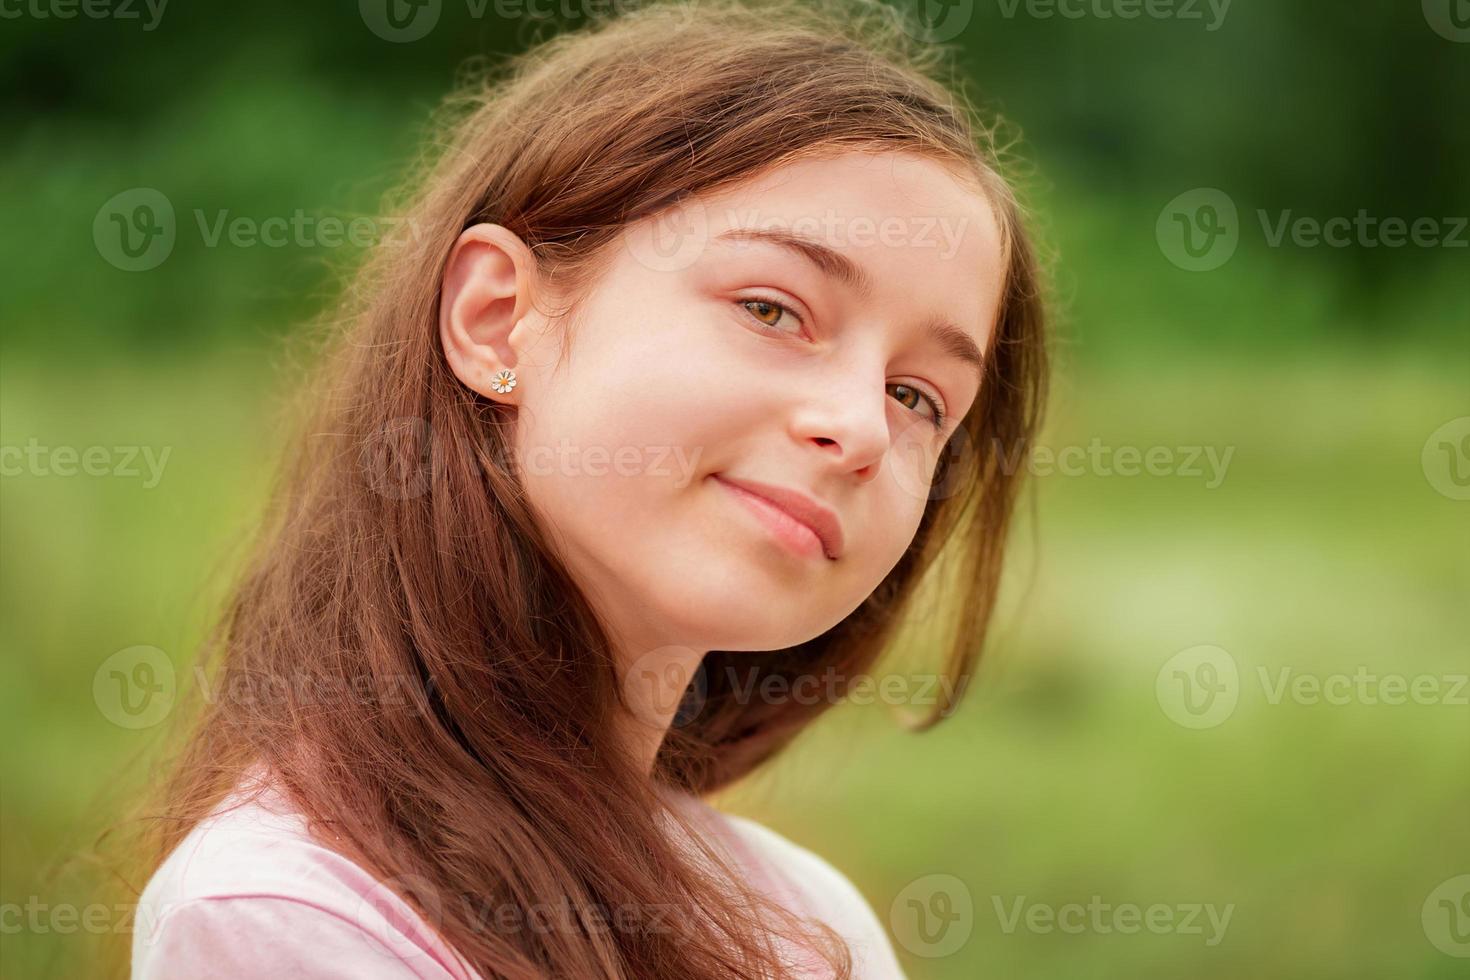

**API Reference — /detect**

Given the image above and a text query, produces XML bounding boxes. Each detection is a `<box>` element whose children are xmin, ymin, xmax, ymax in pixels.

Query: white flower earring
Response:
<box><xmin>489</xmin><ymin>369</ymin><xmax>518</xmax><ymax>394</ymax></box>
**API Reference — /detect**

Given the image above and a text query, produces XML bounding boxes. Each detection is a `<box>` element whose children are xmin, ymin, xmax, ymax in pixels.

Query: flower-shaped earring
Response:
<box><xmin>489</xmin><ymin>369</ymin><xmax>518</xmax><ymax>394</ymax></box>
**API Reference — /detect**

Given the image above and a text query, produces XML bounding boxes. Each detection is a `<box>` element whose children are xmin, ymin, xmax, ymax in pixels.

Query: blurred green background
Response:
<box><xmin>2</xmin><ymin>1</ymin><xmax>1466</xmax><ymax>977</ymax></box>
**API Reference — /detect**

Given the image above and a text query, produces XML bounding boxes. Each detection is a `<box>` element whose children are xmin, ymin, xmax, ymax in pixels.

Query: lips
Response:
<box><xmin>713</xmin><ymin>474</ymin><xmax>844</xmax><ymax>560</ymax></box>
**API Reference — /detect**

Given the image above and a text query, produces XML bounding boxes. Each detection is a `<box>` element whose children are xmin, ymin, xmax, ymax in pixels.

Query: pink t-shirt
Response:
<box><xmin>131</xmin><ymin>765</ymin><xmax>907</xmax><ymax>978</ymax></box>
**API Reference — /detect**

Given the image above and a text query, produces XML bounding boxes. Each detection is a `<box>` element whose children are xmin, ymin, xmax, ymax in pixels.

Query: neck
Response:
<box><xmin>615</xmin><ymin>641</ymin><xmax>705</xmax><ymax>777</ymax></box>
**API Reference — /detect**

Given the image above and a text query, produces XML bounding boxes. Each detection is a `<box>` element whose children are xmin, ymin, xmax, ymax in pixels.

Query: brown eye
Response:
<box><xmin>888</xmin><ymin>382</ymin><xmax>946</xmax><ymax>430</ymax></box>
<box><xmin>746</xmin><ymin>300</ymin><xmax>780</xmax><ymax>325</ymax></box>
<box><xmin>739</xmin><ymin>298</ymin><xmax>799</xmax><ymax>332</ymax></box>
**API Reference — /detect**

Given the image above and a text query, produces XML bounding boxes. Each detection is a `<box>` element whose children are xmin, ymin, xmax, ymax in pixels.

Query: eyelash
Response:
<box><xmin>737</xmin><ymin>296</ymin><xmax>948</xmax><ymax>431</ymax></box>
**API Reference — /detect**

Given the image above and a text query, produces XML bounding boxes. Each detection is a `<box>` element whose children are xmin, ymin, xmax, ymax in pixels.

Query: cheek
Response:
<box><xmin>509</xmin><ymin>315</ymin><xmax>723</xmax><ymax>535</ymax></box>
<box><xmin>519</xmin><ymin>308</ymin><xmax>686</xmax><ymax>447</ymax></box>
<box><xmin>839</xmin><ymin>433</ymin><xmax>938</xmax><ymax>588</ymax></box>
<box><xmin>871</xmin><ymin>466</ymin><xmax>931</xmax><ymax>557</ymax></box>
<box><xmin>883</xmin><ymin>419</ymin><xmax>952</xmax><ymax>509</ymax></box>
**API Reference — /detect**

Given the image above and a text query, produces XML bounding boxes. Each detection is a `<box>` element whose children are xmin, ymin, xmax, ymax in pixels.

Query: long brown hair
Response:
<box><xmin>107</xmin><ymin>0</ymin><xmax>1050</xmax><ymax>976</ymax></box>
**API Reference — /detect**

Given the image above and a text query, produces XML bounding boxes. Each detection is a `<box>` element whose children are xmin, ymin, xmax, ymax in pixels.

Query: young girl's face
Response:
<box><xmin>443</xmin><ymin>149</ymin><xmax>1005</xmax><ymax>661</ymax></box>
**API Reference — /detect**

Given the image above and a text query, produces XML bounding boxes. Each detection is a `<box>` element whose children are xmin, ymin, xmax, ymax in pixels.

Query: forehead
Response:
<box><xmin>692</xmin><ymin>149</ymin><xmax>1007</xmax><ymax>345</ymax></box>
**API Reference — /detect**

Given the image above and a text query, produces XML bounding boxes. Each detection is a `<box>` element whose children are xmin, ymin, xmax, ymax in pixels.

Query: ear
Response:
<box><xmin>439</xmin><ymin>223</ymin><xmax>541</xmax><ymax>402</ymax></box>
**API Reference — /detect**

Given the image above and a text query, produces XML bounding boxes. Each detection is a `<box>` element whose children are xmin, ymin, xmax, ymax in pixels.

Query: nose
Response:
<box><xmin>788</xmin><ymin>365</ymin><xmax>891</xmax><ymax>481</ymax></box>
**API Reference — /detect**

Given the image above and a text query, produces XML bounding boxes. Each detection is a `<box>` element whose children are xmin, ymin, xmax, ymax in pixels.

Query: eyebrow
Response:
<box><xmin>712</xmin><ymin>228</ymin><xmax>987</xmax><ymax>382</ymax></box>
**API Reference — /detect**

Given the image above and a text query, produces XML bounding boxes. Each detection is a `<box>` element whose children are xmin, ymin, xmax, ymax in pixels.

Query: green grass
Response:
<box><xmin>3</xmin><ymin>349</ymin><xmax>1466</xmax><ymax>978</ymax></box>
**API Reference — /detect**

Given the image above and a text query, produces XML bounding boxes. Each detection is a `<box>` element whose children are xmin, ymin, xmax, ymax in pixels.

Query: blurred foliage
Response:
<box><xmin>1</xmin><ymin>0</ymin><xmax>1466</xmax><ymax>355</ymax></box>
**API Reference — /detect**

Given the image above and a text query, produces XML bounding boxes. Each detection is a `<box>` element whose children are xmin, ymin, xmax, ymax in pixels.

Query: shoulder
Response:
<box><xmin>132</xmin><ymin>767</ymin><xmax>478</xmax><ymax>980</ymax></box>
<box><xmin>714</xmin><ymin>811</ymin><xmax>909</xmax><ymax>979</ymax></box>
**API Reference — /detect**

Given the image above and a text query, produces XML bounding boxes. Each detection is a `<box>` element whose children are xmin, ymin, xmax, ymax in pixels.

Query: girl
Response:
<box><xmin>123</xmin><ymin>0</ymin><xmax>1049</xmax><ymax>976</ymax></box>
